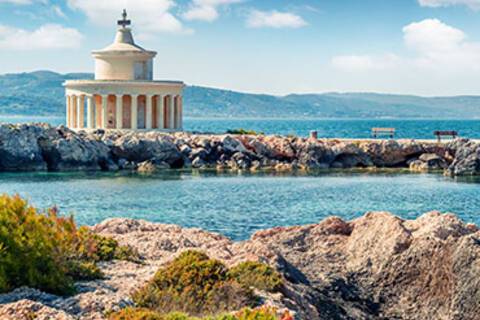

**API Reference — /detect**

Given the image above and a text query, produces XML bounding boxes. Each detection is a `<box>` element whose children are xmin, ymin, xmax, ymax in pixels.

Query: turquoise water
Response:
<box><xmin>1</xmin><ymin>116</ymin><xmax>480</xmax><ymax>139</ymax></box>
<box><xmin>0</xmin><ymin>171</ymin><xmax>479</xmax><ymax>240</ymax></box>
<box><xmin>2</xmin><ymin>116</ymin><xmax>480</xmax><ymax>239</ymax></box>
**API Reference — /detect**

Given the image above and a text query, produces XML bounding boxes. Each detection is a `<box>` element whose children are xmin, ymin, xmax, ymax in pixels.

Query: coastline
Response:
<box><xmin>0</xmin><ymin>211</ymin><xmax>478</xmax><ymax>319</ymax></box>
<box><xmin>0</xmin><ymin>123</ymin><xmax>479</xmax><ymax>176</ymax></box>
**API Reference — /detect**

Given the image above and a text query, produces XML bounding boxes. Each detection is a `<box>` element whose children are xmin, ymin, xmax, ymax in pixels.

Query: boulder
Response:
<box><xmin>111</xmin><ymin>133</ymin><xmax>183</xmax><ymax>168</ymax></box>
<box><xmin>409</xmin><ymin>153</ymin><xmax>448</xmax><ymax>172</ymax></box>
<box><xmin>192</xmin><ymin>156</ymin><xmax>207</xmax><ymax>168</ymax></box>
<box><xmin>221</xmin><ymin>135</ymin><xmax>247</xmax><ymax>154</ymax></box>
<box><xmin>231</xmin><ymin>211</ymin><xmax>480</xmax><ymax>319</ymax></box>
<box><xmin>446</xmin><ymin>140</ymin><xmax>480</xmax><ymax>176</ymax></box>
<box><xmin>38</xmin><ymin>128</ymin><xmax>111</xmax><ymax>171</ymax></box>
<box><xmin>360</xmin><ymin>140</ymin><xmax>424</xmax><ymax>167</ymax></box>
<box><xmin>137</xmin><ymin>160</ymin><xmax>170</xmax><ymax>173</ymax></box>
<box><xmin>0</xmin><ymin>123</ymin><xmax>47</xmax><ymax>171</ymax></box>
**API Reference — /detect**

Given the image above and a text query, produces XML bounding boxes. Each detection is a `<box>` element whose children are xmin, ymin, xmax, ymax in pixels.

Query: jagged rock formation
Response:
<box><xmin>445</xmin><ymin>139</ymin><xmax>480</xmax><ymax>176</ymax></box>
<box><xmin>0</xmin><ymin>212</ymin><xmax>479</xmax><ymax>319</ymax></box>
<box><xmin>1</xmin><ymin>123</ymin><xmax>478</xmax><ymax>175</ymax></box>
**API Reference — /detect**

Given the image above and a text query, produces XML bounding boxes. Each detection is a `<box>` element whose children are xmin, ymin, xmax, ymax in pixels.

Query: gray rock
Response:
<box><xmin>333</xmin><ymin>153</ymin><xmax>373</xmax><ymax>168</ymax></box>
<box><xmin>111</xmin><ymin>134</ymin><xmax>183</xmax><ymax>168</ymax></box>
<box><xmin>179</xmin><ymin>144</ymin><xmax>192</xmax><ymax>156</ymax></box>
<box><xmin>137</xmin><ymin>160</ymin><xmax>170</xmax><ymax>173</ymax></box>
<box><xmin>38</xmin><ymin>127</ymin><xmax>111</xmax><ymax>171</ymax></box>
<box><xmin>297</xmin><ymin>142</ymin><xmax>336</xmax><ymax>168</ymax></box>
<box><xmin>410</xmin><ymin>153</ymin><xmax>448</xmax><ymax>172</ymax></box>
<box><xmin>117</xmin><ymin>158</ymin><xmax>129</xmax><ymax>169</ymax></box>
<box><xmin>222</xmin><ymin>135</ymin><xmax>247</xmax><ymax>153</ymax></box>
<box><xmin>0</xmin><ymin>124</ymin><xmax>473</xmax><ymax>175</ymax></box>
<box><xmin>0</xmin><ymin>123</ymin><xmax>47</xmax><ymax>171</ymax></box>
<box><xmin>447</xmin><ymin>140</ymin><xmax>480</xmax><ymax>176</ymax></box>
<box><xmin>190</xmin><ymin>147</ymin><xmax>208</xmax><ymax>160</ymax></box>
<box><xmin>192</xmin><ymin>157</ymin><xmax>206</xmax><ymax>168</ymax></box>
<box><xmin>361</xmin><ymin>140</ymin><xmax>424</xmax><ymax>167</ymax></box>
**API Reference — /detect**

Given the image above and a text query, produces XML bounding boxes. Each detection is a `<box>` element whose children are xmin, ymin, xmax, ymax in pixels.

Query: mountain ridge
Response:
<box><xmin>1</xmin><ymin>71</ymin><xmax>480</xmax><ymax>118</ymax></box>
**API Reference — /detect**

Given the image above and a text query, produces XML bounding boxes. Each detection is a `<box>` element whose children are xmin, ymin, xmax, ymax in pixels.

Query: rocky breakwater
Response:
<box><xmin>1</xmin><ymin>123</ymin><xmax>479</xmax><ymax>175</ymax></box>
<box><xmin>0</xmin><ymin>211</ymin><xmax>479</xmax><ymax>319</ymax></box>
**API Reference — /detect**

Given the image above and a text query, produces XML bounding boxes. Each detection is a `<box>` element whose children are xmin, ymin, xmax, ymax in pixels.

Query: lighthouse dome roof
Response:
<box><xmin>92</xmin><ymin>11</ymin><xmax>156</xmax><ymax>57</ymax></box>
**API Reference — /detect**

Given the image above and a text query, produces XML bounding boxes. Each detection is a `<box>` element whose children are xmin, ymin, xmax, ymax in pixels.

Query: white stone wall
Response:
<box><xmin>95</xmin><ymin>56</ymin><xmax>154</xmax><ymax>81</ymax></box>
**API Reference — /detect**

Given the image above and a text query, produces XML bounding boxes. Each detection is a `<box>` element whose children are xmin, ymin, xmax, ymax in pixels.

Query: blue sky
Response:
<box><xmin>1</xmin><ymin>0</ymin><xmax>480</xmax><ymax>96</ymax></box>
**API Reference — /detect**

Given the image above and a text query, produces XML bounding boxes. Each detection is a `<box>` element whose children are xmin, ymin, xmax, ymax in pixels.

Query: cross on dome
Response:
<box><xmin>117</xmin><ymin>9</ymin><xmax>131</xmax><ymax>28</ymax></box>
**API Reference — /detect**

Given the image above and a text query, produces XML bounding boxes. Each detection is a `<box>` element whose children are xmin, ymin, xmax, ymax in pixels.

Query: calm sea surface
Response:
<box><xmin>1</xmin><ymin>116</ymin><xmax>480</xmax><ymax>239</ymax></box>
<box><xmin>0</xmin><ymin>171</ymin><xmax>479</xmax><ymax>240</ymax></box>
<box><xmin>1</xmin><ymin>116</ymin><xmax>480</xmax><ymax>139</ymax></box>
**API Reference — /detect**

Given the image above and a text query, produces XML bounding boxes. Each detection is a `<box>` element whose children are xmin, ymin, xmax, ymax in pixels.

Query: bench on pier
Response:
<box><xmin>434</xmin><ymin>130</ymin><xmax>458</xmax><ymax>142</ymax></box>
<box><xmin>371</xmin><ymin>128</ymin><xmax>395</xmax><ymax>139</ymax></box>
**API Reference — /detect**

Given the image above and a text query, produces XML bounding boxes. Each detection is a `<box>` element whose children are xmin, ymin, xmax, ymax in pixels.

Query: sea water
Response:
<box><xmin>0</xmin><ymin>171</ymin><xmax>479</xmax><ymax>240</ymax></box>
<box><xmin>1</xmin><ymin>116</ymin><xmax>480</xmax><ymax>139</ymax></box>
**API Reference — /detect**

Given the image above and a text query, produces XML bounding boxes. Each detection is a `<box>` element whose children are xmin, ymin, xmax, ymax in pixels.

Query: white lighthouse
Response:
<box><xmin>64</xmin><ymin>10</ymin><xmax>184</xmax><ymax>131</ymax></box>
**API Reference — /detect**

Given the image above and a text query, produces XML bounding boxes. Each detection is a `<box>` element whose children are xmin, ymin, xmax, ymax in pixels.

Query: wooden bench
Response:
<box><xmin>434</xmin><ymin>130</ymin><xmax>458</xmax><ymax>142</ymax></box>
<box><xmin>371</xmin><ymin>128</ymin><xmax>395</xmax><ymax>139</ymax></box>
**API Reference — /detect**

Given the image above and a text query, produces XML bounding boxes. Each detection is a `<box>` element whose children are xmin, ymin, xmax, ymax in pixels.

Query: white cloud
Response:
<box><xmin>418</xmin><ymin>0</ymin><xmax>480</xmax><ymax>10</ymax></box>
<box><xmin>67</xmin><ymin>0</ymin><xmax>191</xmax><ymax>34</ymax></box>
<box><xmin>403</xmin><ymin>18</ymin><xmax>465</xmax><ymax>52</ymax></box>
<box><xmin>0</xmin><ymin>24</ymin><xmax>82</xmax><ymax>50</ymax></box>
<box><xmin>331</xmin><ymin>19</ymin><xmax>480</xmax><ymax>72</ymax></box>
<box><xmin>403</xmin><ymin>19</ymin><xmax>480</xmax><ymax>69</ymax></box>
<box><xmin>182</xmin><ymin>0</ymin><xmax>241</xmax><ymax>22</ymax></box>
<box><xmin>246</xmin><ymin>10</ymin><xmax>307</xmax><ymax>29</ymax></box>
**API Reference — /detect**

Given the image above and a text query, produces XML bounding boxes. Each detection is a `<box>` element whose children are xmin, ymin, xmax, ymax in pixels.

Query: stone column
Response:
<box><xmin>146</xmin><ymin>95</ymin><xmax>153</xmax><ymax>129</ymax></box>
<box><xmin>69</xmin><ymin>96</ymin><xmax>75</xmax><ymax>127</ymax></box>
<box><xmin>131</xmin><ymin>94</ymin><xmax>138</xmax><ymax>130</ymax></box>
<box><xmin>72</xmin><ymin>95</ymin><xmax>77</xmax><ymax>128</ymax></box>
<box><xmin>87</xmin><ymin>95</ymin><xmax>94</xmax><ymax>129</ymax></box>
<box><xmin>101</xmin><ymin>95</ymin><xmax>108</xmax><ymax>129</ymax></box>
<box><xmin>116</xmin><ymin>95</ymin><xmax>123</xmax><ymax>129</ymax></box>
<box><xmin>177</xmin><ymin>96</ymin><xmax>183</xmax><ymax>130</ymax></box>
<box><xmin>77</xmin><ymin>95</ymin><xmax>85</xmax><ymax>128</ymax></box>
<box><xmin>157</xmin><ymin>95</ymin><xmax>164</xmax><ymax>129</ymax></box>
<box><xmin>65</xmin><ymin>96</ymin><xmax>70</xmax><ymax>127</ymax></box>
<box><xmin>169</xmin><ymin>95</ymin><xmax>175</xmax><ymax>130</ymax></box>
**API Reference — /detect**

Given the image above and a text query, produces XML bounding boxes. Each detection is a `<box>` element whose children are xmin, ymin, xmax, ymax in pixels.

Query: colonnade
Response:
<box><xmin>65</xmin><ymin>93</ymin><xmax>182</xmax><ymax>130</ymax></box>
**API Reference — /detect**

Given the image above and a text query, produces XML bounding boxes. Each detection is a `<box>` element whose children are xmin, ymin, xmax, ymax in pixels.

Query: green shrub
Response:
<box><xmin>226</xmin><ymin>129</ymin><xmax>264</xmax><ymax>136</ymax></box>
<box><xmin>66</xmin><ymin>261</ymin><xmax>103</xmax><ymax>281</ymax></box>
<box><xmin>75</xmin><ymin>227</ymin><xmax>140</xmax><ymax>263</ymax></box>
<box><xmin>109</xmin><ymin>307</ymin><xmax>166</xmax><ymax>320</ymax></box>
<box><xmin>227</xmin><ymin>262</ymin><xmax>283</xmax><ymax>293</ymax></box>
<box><xmin>115</xmin><ymin>244</ymin><xmax>142</xmax><ymax>263</ymax></box>
<box><xmin>0</xmin><ymin>195</ymin><xmax>78</xmax><ymax>294</ymax></box>
<box><xmin>133</xmin><ymin>251</ymin><xmax>256</xmax><ymax>316</ymax></box>
<box><xmin>0</xmin><ymin>194</ymin><xmax>138</xmax><ymax>295</ymax></box>
<box><xmin>108</xmin><ymin>307</ymin><xmax>284</xmax><ymax>320</ymax></box>
<box><xmin>234</xmin><ymin>307</ymin><xmax>279</xmax><ymax>320</ymax></box>
<box><xmin>132</xmin><ymin>251</ymin><xmax>286</xmax><ymax>318</ymax></box>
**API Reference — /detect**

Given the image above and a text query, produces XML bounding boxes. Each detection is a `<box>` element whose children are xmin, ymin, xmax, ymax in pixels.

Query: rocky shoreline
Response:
<box><xmin>0</xmin><ymin>212</ymin><xmax>479</xmax><ymax>319</ymax></box>
<box><xmin>0</xmin><ymin>123</ymin><xmax>479</xmax><ymax>175</ymax></box>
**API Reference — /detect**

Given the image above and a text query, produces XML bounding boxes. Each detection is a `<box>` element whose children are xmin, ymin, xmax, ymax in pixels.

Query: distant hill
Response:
<box><xmin>1</xmin><ymin>71</ymin><xmax>480</xmax><ymax>118</ymax></box>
